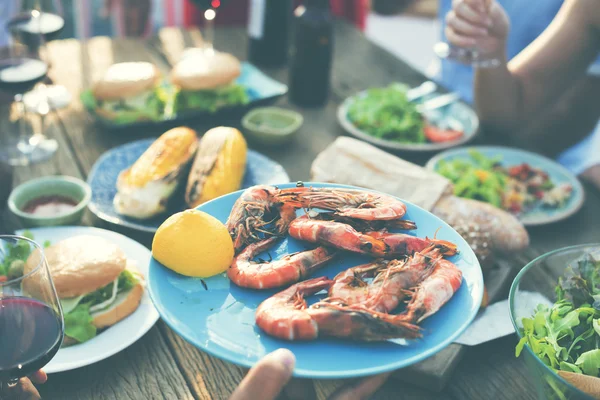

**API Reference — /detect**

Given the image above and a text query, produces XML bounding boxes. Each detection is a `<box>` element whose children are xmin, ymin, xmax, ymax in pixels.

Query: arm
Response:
<box><xmin>447</xmin><ymin>0</ymin><xmax>600</xmax><ymax>133</ymax></box>
<box><xmin>517</xmin><ymin>74</ymin><xmax>600</xmax><ymax>156</ymax></box>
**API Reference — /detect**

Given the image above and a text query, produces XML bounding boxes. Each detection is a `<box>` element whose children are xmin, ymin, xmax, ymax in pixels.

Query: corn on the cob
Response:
<box><xmin>114</xmin><ymin>127</ymin><xmax>199</xmax><ymax>219</ymax></box>
<box><xmin>123</xmin><ymin>127</ymin><xmax>198</xmax><ymax>187</ymax></box>
<box><xmin>185</xmin><ymin>127</ymin><xmax>247</xmax><ymax>208</ymax></box>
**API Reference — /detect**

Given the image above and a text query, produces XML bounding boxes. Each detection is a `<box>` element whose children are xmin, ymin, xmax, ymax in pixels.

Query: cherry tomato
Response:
<box><xmin>424</xmin><ymin>124</ymin><xmax>464</xmax><ymax>143</ymax></box>
<box><xmin>0</xmin><ymin>275</ymin><xmax>7</xmax><ymax>283</ymax></box>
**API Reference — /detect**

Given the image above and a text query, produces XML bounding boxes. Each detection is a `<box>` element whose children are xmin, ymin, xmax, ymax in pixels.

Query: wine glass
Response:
<box><xmin>0</xmin><ymin>235</ymin><xmax>64</xmax><ymax>389</ymax></box>
<box><xmin>433</xmin><ymin>0</ymin><xmax>500</xmax><ymax>68</ymax></box>
<box><xmin>188</xmin><ymin>0</ymin><xmax>231</xmax><ymax>54</ymax></box>
<box><xmin>0</xmin><ymin>14</ymin><xmax>54</xmax><ymax>166</ymax></box>
<box><xmin>13</xmin><ymin>1</ymin><xmax>72</xmax><ymax>120</ymax></box>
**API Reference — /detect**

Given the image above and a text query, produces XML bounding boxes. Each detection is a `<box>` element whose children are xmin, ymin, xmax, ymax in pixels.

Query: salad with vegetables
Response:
<box><xmin>516</xmin><ymin>249</ymin><xmax>600</xmax><ymax>379</ymax></box>
<box><xmin>346</xmin><ymin>83</ymin><xmax>464</xmax><ymax>144</ymax></box>
<box><xmin>0</xmin><ymin>231</ymin><xmax>50</xmax><ymax>282</ymax></box>
<box><xmin>436</xmin><ymin>150</ymin><xmax>573</xmax><ymax>214</ymax></box>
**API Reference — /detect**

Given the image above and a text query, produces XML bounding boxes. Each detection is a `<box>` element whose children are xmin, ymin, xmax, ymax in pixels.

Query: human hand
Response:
<box><xmin>445</xmin><ymin>0</ymin><xmax>510</xmax><ymax>56</ymax></box>
<box><xmin>229</xmin><ymin>349</ymin><xmax>392</xmax><ymax>400</ymax></box>
<box><xmin>0</xmin><ymin>370</ymin><xmax>46</xmax><ymax>400</ymax></box>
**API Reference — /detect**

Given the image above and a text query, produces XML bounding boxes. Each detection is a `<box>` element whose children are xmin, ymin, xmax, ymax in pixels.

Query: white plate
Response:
<box><xmin>16</xmin><ymin>226</ymin><xmax>159</xmax><ymax>374</ymax></box>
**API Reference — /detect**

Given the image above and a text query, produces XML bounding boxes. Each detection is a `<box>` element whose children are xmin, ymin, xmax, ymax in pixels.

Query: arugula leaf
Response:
<box><xmin>576</xmin><ymin>349</ymin><xmax>600</xmax><ymax>376</ymax></box>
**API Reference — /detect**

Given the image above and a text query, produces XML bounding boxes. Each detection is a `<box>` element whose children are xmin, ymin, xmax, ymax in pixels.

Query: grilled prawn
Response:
<box><xmin>255</xmin><ymin>277</ymin><xmax>422</xmax><ymax>341</ymax></box>
<box><xmin>228</xmin><ymin>237</ymin><xmax>337</xmax><ymax>289</ymax></box>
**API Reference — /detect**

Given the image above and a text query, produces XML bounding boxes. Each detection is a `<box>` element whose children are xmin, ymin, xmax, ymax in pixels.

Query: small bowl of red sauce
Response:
<box><xmin>8</xmin><ymin>176</ymin><xmax>92</xmax><ymax>227</ymax></box>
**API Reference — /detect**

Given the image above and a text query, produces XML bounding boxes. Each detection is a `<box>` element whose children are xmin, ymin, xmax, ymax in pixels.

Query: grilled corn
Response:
<box><xmin>114</xmin><ymin>127</ymin><xmax>199</xmax><ymax>219</ymax></box>
<box><xmin>185</xmin><ymin>127</ymin><xmax>247</xmax><ymax>208</ymax></box>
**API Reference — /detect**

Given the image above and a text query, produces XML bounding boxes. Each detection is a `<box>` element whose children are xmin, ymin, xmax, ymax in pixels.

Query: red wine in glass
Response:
<box><xmin>7</xmin><ymin>11</ymin><xmax>65</xmax><ymax>51</ymax></box>
<box><xmin>0</xmin><ymin>297</ymin><xmax>64</xmax><ymax>382</ymax></box>
<box><xmin>0</xmin><ymin>57</ymin><xmax>48</xmax><ymax>94</ymax></box>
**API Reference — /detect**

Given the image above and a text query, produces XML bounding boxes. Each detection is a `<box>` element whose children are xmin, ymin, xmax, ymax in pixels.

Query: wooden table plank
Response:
<box><xmin>37</xmin><ymin>328</ymin><xmax>195</xmax><ymax>400</ymax></box>
<box><xmin>159</xmin><ymin>324</ymin><xmax>245</xmax><ymax>400</ymax></box>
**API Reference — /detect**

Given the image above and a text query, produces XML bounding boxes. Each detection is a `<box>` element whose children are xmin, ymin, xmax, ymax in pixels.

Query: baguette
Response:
<box><xmin>431</xmin><ymin>195</ymin><xmax>529</xmax><ymax>253</ymax></box>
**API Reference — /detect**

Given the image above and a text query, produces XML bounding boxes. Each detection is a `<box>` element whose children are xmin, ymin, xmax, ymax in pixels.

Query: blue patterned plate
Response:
<box><xmin>426</xmin><ymin>146</ymin><xmax>585</xmax><ymax>226</ymax></box>
<box><xmin>87</xmin><ymin>138</ymin><xmax>290</xmax><ymax>233</ymax></box>
<box><xmin>82</xmin><ymin>62</ymin><xmax>288</xmax><ymax>130</ymax></box>
<box><xmin>147</xmin><ymin>182</ymin><xmax>484</xmax><ymax>379</ymax></box>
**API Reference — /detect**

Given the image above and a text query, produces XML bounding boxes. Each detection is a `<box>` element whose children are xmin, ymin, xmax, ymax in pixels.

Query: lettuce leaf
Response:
<box><xmin>80</xmin><ymin>270</ymin><xmax>138</xmax><ymax>307</ymax></box>
<box><xmin>175</xmin><ymin>84</ymin><xmax>249</xmax><ymax>113</ymax></box>
<box><xmin>64</xmin><ymin>303</ymin><xmax>96</xmax><ymax>343</ymax></box>
<box><xmin>62</xmin><ymin>270</ymin><xmax>139</xmax><ymax>344</ymax></box>
<box><xmin>80</xmin><ymin>88</ymin><xmax>166</xmax><ymax>124</ymax></box>
<box><xmin>556</xmin><ymin>253</ymin><xmax>600</xmax><ymax>309</ymax></box>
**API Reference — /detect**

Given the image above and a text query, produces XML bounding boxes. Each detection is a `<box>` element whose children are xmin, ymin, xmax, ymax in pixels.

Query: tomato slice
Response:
<box><xmin>424</xmin><ymin>124</ymin><xmax>464</xmax><ymax>143</ymax></box>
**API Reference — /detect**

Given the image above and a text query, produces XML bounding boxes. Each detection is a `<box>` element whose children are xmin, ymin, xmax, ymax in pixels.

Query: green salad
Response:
<box><xmin>347</xmin><ymin>83</ymin><xmax>426</xmax><ymax>144</ymax></box>
<box><xmin>436</xmin><ymin>150</ymin><xmax>572</xmax><ymax>214</ymax></box>
<box><xmin>0</xmin><ymin>231</ymin><xmax>50</xmax><ymax>280</ymax></box>
<box><xmin>516</xmin><ymin>249</ymin><xmax>600</xmax><ymax>379</ymax></box>
<box><xmin>436</xmin><ymin>150</ymin><xmax>507</xmax><ymax>208</ymax></box>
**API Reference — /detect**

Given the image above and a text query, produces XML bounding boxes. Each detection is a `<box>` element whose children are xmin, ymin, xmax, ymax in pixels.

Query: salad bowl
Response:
<box><xmin>510</xmin><ymin>244</ymin><xmax>600</xmax><ymax>400</ymax></box>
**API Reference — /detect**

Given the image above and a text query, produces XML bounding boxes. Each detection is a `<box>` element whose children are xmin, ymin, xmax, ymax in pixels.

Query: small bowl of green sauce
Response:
<box><xmin>242</xmin><ymin>107</ymin><xmax>303</xmax><ymax>146</ymax></box>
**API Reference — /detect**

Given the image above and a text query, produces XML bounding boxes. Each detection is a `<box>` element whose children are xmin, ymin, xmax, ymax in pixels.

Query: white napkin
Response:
<box><xmin>310</xmin><ymin>137</ymin><xmax>453</xmax><ymax>211</ymax></box>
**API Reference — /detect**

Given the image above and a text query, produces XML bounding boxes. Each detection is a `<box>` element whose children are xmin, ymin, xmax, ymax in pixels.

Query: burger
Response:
<box><xmin>24</xmin><ymin>235</ymin><xmax>144</xmax><ymax>346</ymax></box>
<box><xmin>87</xmin><ymin>61</ymin><xmax>164</xmax><ymax>124</ymax></box>
<box><xmin>170</xmin><ymin>49</ymin><xmax>249</xmax><ymax>112</ymax></box>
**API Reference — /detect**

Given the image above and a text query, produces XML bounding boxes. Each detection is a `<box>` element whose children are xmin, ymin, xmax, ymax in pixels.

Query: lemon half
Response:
<box><xmin>152</xmin><ymin>209</ymin><xmax>234</xmax><ymax>278</ymax></box>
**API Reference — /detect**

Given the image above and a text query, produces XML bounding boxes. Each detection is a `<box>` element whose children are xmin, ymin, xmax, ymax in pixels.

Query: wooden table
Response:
<box><xmin>2</xmin><ymin>20</ymin><xmax>600</xmax><ymax>400</ymax></box>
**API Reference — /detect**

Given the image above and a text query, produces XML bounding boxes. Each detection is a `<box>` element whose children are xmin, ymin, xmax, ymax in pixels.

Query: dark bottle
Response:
<box><xmin>247</xmin><ymin>0</ymin><xmax>293</xmax><ymax>67</ymax></box>
<box><xmin>0</xmin><ymin>162</ymin><xmax>13</xmax><ymax>212</ymax></box>
<box><xmin>288</xmin><ymin>0</ymin><xmax>333</xmax><ymax>107</ymax></box>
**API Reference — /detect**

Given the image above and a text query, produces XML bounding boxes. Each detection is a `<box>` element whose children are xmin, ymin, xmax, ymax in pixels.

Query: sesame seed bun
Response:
<box><xmin>92</xmin><ymin>62</ymin><xmax>161</xmax><ymax>101</ymax></box>
<box><xmin>24</xmin><ymin>235</ymin><xmax>127</xmax><ymax>299</ymax></box>
<box><xmin>170</xmin><ymin>50</ymin><xmax>241</xmax><ymax>91</ymax></box>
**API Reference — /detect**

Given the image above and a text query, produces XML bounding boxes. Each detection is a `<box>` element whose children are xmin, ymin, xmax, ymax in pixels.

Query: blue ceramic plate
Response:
<box><xmin>83</xmin><ymin>62</ymin><xmax>288</xmax><ymax>130</ymax></box>
<box><xmin>426</xmin><ymin>146</ymin><xmax>585</xmax><ymax>226</ymax></box>
<box><xmin>87</xmin><ymin>138</ymin><xmax>290</xmax><ymax>233</ymax></box>
<box><xmin>147</xmin><ymin>182</ymin><xmax>484</xmax><ymax>379</ymax></box>
<box><xmin>337</xmin><ymin>86</ymin><xmax>479</xmax><ymax>152</ymax></box>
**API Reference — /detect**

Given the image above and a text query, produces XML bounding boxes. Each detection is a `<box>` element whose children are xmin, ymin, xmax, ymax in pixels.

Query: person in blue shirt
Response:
<box><xmin>437</xmin><ymin>0</ymin><xmax>600</xmax><ymax>190</ymax></box>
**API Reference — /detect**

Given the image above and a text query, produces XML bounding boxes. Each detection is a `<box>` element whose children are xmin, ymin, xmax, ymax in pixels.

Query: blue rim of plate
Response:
<box><xmin>425</xmin><ymin>145</ymin><xmax>585</xmax><ymax>226</ymax></box>
<box><xmin>337</xmin><ymin>88</ymin><xmax>479</xmax><ymax>152</ymax></box>
<box><xmin>86</xmin><ymin>138</ymin><xmax>290</xmax><ymax>233</ymax></box>
<box><xmin>147</xmin><ymin>182</ymin><xmax>484</xmax><ymax>379</ymax></box>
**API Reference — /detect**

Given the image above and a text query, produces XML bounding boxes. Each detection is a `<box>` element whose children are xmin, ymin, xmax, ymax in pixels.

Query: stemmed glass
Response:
<box><xmin>13</xmin><ymin>1</ymin><xmax>71</xmax><ymax>126</ymax></box>
<box><xmin>0</xmin><ymin>9</ymin><xmax>54</xmax><ymax>166</ymax></box>
<box><xmin>0</xmin><ymin>235</ymin><xmax>64</xmax><ymax>390</ymax></box>
<box><xmin>433</xmin><ymin>0</ymin><xmax>500</xmax><ymax>68</ymax></box>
